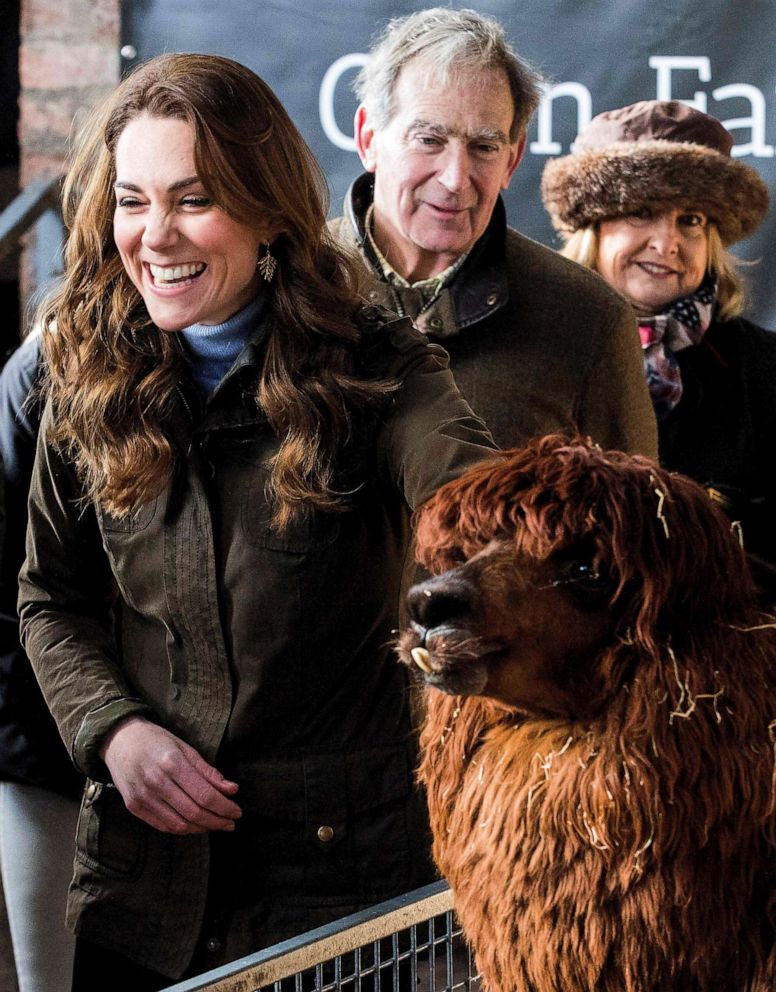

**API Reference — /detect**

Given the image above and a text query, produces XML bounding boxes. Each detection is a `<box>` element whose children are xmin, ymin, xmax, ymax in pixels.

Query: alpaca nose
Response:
<box><xmin>407</xmin><ymin>575</ymin><xmax>473</xmax><ymax>630</ymax></box>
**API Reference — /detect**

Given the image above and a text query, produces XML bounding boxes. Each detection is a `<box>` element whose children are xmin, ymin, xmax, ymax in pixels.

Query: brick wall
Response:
<box><xmin>19</xmin><ymin>0</ymin><xmax>120</xmax><ymax>182</ymax></box>
<box><xmin>18</xmin><ymin>0</ymin><xmax>120</xmax><ymax>307</ymax></box>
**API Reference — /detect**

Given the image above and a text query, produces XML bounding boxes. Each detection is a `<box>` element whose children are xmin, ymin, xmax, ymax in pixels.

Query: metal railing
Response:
<box><xmin>0</xmin><ymin>173</ymin><xmax>65</xmax><ymax>295</ymax></box>
<box><xmin>161</xmin><ymin>880</ymin><xmax>480</xmax><ymax>992</ymax></box>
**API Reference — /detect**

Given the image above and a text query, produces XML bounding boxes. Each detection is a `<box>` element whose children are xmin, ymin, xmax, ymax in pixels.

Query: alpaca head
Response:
<box><xmin>398</xmin><ymin>435</ymin><xmax>756</xmax><ymax>719</ymax></box>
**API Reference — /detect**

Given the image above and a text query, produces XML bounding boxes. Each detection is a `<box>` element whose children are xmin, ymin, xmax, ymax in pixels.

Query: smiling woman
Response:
<box><xmin>596</xmin><ymin>206</ymin><xmax>709</xmax><ymax>316</ymax></box>
<box><xmin>113</xmin><ymin>114</ymin><xmax>264</xmax><ymax>331</ymax></box>
<box><xmin>16</xmin><ymin>52</ymin><xmax>496</xmax><ymax>992</ymax></box>
<box><xmin>542</xmin><ymin>99</ymin><xmax>776</xmax><ymax>602</ymax></box>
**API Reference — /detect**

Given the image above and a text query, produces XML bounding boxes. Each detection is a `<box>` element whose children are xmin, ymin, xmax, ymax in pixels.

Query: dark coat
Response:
<box><xmin>660</xmin><ymin>315</ymin><xmax>776</xmax><ymax>598</ymax></box>
<box><xmin>329</xmin><ymin>175</ymin><xmax>658</xmax><ymax>457</ymax></box>
<box><xmin>0</xmin><ymin>333</ymin><xmax>81</xmax><ymax>797</ymax></box>
<box><xmin>18</xmin><ymin>310</ymin><xmax>497</xmax><ymax>978</ymax></box>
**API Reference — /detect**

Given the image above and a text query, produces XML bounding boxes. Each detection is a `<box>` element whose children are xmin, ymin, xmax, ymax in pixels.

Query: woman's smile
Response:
<box><xmin>634</xmin><ymin>260</ymin><xmax>680</xmax><ymax>277</ymax></box>
<box><xmin>113</xmin><ymin>114</ymin><xmax>267</xmax><ymax>331</ymax></box>
<box><xmin>146</xmin><ymin>261</ymin><xmax>207</xmax><ymax>286</ymax></box>
<box><xmin>597</xmin><ymin>207</ymin><xmax>708</xmax><ymax>315</ymax></box>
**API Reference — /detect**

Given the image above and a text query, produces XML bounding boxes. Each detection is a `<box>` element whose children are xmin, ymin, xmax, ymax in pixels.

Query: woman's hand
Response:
<box><xmin>99</xmin><ymin>715</ymin><xmax>241</xmax><ymax>835</ymax></box>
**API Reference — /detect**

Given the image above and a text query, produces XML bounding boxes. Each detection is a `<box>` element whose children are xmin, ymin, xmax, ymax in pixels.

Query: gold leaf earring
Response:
<box><xmin>257</xmin><ymin>242</ymin><xmax>277</xmax><ymax>282</ymax></box>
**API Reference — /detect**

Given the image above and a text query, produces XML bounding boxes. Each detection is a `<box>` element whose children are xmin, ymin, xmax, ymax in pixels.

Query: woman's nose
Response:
<box><xmin>141</xmin><ymin>207</ymin><xmax>178</xmax><ymax>251</ymax></box>
<box><xmin>647</xmin><ymin>217</ymin><xmax>680</xmax><ymax>254</ymax></box>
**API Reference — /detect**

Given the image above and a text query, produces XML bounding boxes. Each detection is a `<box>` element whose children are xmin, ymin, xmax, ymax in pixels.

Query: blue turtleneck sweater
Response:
<box><xmin>180</xmin><ymin>293</ymin><xmax>268</xmax><ymax>397</ymax></box>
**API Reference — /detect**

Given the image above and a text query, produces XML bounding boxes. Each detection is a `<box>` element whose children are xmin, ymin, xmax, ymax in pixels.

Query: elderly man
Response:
<box><xmin>330</xmin><ymin>7</ymin><xmax>657</xmax><ymax>454</ymax></box>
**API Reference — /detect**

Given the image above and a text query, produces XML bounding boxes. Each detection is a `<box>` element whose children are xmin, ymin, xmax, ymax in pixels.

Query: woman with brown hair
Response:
<box><xmin>17</xmin><ymin>53</ymin><xmax>495</xmax><ymax>991</ymax></box>
<box><xmin>541</xmin><ymin>100</ymin><xmax>776</xmax><ymax>597</ymax></box>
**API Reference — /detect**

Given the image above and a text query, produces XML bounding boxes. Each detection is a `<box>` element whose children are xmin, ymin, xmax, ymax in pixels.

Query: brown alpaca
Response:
<box><xmin>398</xmin><ymin>435</ymin><xmax>776</xmax><ymax>992</ymax></box>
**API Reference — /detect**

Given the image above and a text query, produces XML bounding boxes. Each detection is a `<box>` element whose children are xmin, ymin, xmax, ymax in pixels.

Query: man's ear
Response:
<box><xmin>501</xmin><ymin>134</ymin><xmax>527</xmax><ymax>191</ymax></box>
<box><xmin>354</xmin><ymin>105</ymin><xmax>379</xmax><ymax>173</ymax></box>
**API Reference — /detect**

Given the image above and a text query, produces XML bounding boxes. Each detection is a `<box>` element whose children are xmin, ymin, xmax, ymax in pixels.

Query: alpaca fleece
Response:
<box><xmin>402</xmin><ymin>436</ymin><xmax>776</xmax><ymax>992</ymax></box>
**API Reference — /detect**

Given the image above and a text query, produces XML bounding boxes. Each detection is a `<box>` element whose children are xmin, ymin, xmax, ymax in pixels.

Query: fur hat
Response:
<box><xmin>541</xmin><ymin>100</ymin><xmax>769</xmax><ymax>246</ymax></box>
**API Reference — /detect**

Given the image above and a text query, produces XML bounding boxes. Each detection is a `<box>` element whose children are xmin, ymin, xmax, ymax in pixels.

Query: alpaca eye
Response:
<box><xmin>568</xmin><ymin>561</ymin><xmax>600</xmax><ymax>584</ymax></box>
<box><xmin>559</xmin><ymin>558</ymin><xmax>614</xmax><ymax>609</ymax></box>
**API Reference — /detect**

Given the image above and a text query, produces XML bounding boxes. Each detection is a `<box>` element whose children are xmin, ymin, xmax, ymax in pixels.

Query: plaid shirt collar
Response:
<box><xmin>364</xmin><ymin>204</ymin><xmax>470</xmax><ymax>308</ymax></box>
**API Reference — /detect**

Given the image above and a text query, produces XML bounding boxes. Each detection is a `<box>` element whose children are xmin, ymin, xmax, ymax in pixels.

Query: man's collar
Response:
<box><xmin>364</xmin><ymin>203</ymin><xmax>469</xmax><ymax>293</ymax></box>
<box><xmin>342</xmin><ymin>173</ymin><xmax>509</xmax><ymax>336</ymax></box>
<box><xmin>344</xmin><ymin>173</ymin><xmax>376</xmax><ymax>245</ymax></box>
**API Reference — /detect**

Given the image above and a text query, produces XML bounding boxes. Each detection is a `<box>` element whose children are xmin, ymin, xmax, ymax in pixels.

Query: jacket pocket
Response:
<box><xmin>75</xmin><ymin>780</ymin><xmax>148</xmax><ymax>881</ymax></box>
<box><xmin>97</xmin><ymin>498</ymin><xmax>158</xmax><ymax>534</ymax></box>
<box><xmin>230</xmin><ymin>744</ymin><xmax>414</xmax><ymax>904</ymax></box>
<box><xmin>239</xmin><ymin>465</ymin><xmax>340</xmax><ymax>552</ymax></box>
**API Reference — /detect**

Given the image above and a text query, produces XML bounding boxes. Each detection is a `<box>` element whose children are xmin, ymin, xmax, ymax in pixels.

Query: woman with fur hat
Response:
<box><xmin>542</xmin><ymin>99</ymin><xmax>776</xmax><ymax>598</ymax></box>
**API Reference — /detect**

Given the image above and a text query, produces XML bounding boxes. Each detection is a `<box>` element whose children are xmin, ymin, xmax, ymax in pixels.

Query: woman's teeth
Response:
<box><xmin>638</xmin><ymin>262</ymin><xmax>677</xmax><ymax>275</ymax></box>
<box><xmin>149</xmin><ymin>262</ymin><xmax>205</xmax><ymax>284</ymax></box>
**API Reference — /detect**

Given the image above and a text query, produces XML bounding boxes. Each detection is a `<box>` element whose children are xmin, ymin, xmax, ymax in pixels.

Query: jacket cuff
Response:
<box><xmin>73</xmin><ymin>697</ymin><xmax>156</xmax><ymax>781</ymax></box>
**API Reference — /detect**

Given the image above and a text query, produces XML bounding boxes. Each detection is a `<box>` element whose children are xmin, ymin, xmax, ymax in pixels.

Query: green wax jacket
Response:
<box><xmin>18</xmin><ymin>309</ymin><xmax>496</xmax><ymax>978</ymax></box>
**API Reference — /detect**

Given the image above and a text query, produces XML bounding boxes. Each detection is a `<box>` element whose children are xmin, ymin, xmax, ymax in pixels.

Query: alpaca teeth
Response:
<box><xmin>411</xmin><ymin>647</ymin><xmax>433</xmax><ymax>674</ymax></box>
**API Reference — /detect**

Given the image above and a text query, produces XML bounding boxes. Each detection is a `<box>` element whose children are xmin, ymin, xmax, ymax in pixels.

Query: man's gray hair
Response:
<box><xmin>354</xmin><ymin>7</ymin><xmax>542</xmax><ymax>141</ymax></box>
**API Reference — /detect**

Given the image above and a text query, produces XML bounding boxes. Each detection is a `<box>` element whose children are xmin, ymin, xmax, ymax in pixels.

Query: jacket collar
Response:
<box><xmin>342</xmin><ymin>173</ymin><xmax>509</xmax><ymax>338</ymax></box>
<box><xmin>174</xmin><ymin>312</ymin><xmax>272</xmax><ymax>440</ymax></box>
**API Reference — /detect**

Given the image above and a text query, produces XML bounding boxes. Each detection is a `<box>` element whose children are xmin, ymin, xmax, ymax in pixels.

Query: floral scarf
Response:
<box><xmin>638</xmin><ymin>274</ymin><xmax>717</xmax><ymax>420</ymax></box>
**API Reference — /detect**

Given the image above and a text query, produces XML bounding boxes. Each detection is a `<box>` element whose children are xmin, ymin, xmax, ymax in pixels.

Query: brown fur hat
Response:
<box><xmin>541</xmin><ymin>100</ymin><xmax>769</xmax><ymax>246</ymax></box>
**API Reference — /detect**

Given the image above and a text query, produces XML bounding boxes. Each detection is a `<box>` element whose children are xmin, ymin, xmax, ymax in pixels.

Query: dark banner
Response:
<box><xmin>123</xmin><ymin>0</ymin><xmax>776</xmax><ymax>328</ymax></box>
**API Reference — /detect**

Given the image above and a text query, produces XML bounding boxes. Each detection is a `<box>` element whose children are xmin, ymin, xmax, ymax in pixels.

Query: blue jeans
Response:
<box><xmin>0</xmin><ymin>781</ymin><xmax>79</xmax><ymax>992</ymax></box>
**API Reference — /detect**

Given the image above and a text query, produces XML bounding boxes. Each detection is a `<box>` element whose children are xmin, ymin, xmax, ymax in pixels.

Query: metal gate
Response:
<box><xmin>161</xmin><ymin>880</ymin><xmax>480</xmax><ymax>992</ymax></box>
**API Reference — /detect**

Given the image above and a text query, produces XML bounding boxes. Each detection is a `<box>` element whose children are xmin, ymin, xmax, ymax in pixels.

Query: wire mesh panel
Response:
<box><xmin>162</xmin><ymin>880</ymin><xmax>480</xmax><ymax>992</ymax></box>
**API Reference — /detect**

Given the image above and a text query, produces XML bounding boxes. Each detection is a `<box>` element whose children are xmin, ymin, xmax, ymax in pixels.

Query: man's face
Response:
<box><xmin>356</xmin><ymin>61</ymin><xmax>524</xmax><ymax>282</ymax></box>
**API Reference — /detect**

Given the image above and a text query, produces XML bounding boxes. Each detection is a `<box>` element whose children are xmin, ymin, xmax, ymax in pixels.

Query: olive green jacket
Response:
<box><xmin>18</xmin><ymin>310</ymin><xmax>496</xmax><ymax>978</ymax></box>
<box><xmin>330</xmin><ymin>175</ymin><xmax>658</xmax><ymax>457</ymax></box>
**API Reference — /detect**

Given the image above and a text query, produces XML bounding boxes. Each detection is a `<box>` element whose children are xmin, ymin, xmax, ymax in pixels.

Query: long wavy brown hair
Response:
<box><xmin>410</xmin><ymin>436</ymin><xmax>776</xmax><ymax>991</ymax></box>
<box><xmin>40</xmin><ymin>53</ymin><xmax>394</xmax><ymax>527</ymax></box>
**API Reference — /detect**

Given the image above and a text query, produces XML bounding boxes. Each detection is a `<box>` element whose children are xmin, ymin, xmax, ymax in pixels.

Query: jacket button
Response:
<box><xmin>85</xmin><ymin>782</ymin><xmax>98</xmax><ymax>800</ymax></box>
<box><xmin>205</xmin><ymin>937</ymin><xmax>222</xmax><ymax>953</ymax></box>
<box><xmin>317</xmin><ymin>825</ymin><xmax>335</xmax><ymax>843</ymax></box>
<box><xmin>486</xmin><ymin>293</ymin><xmax>498</xmax><ymax>306</ymax></box>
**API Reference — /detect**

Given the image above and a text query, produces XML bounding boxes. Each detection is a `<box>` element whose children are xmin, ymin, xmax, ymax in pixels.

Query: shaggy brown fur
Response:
<box><xmin>398</xmin><ymin>435</ymin><xmax>776</xmax><ymax>992</ymax></box>
<box><xmin>540</xmin><ymin>139</ymin><xmax>769</xmax><ymax>246</ymax></box>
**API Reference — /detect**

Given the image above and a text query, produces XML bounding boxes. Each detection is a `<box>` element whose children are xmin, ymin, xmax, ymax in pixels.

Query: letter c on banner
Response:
<box><xmin>320</xmin><ymin>53</ymin><xmax>368</xmax><ymax>151</ymax></box>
